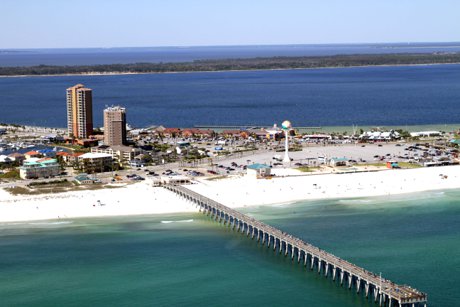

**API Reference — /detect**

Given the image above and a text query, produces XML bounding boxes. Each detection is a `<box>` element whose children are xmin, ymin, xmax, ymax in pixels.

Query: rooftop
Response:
<box><xmin>23</xmin><ymin>158</ymin><xmax>58</xmax><ymax>166</ymax></box>
<box><xmin>80</xmin><ymin>152</ymin><xmax>113</xmax><ymax>159</ymax></box>
<box><xmin>247</xmin><ymin>163</ymin><xmax>271</xmax><ymax>170</ymax></box>
<box><xmin>330</xmin><ymin>157</ymin><xmax>348</xmax><ymax>162</ymax></box>
<box><xmin>104</xmin><ymin>106</ymin><xmax>126</xmax><ymax>112</ymax></box>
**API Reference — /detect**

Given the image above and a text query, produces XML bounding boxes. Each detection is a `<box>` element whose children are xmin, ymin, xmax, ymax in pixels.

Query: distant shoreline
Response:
<box><xmin>1</xmin><ymin>62</ymin><xmax>460</xmax><ymax>79</ymax></box>
<box><xmin>1</xmin><ymin>52</ymin><xmax>460</xmax><ymax>78</ymax></box>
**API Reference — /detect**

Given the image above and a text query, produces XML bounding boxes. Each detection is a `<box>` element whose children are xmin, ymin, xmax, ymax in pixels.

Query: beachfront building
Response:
<box><xmin>78</xmin><ymin>152</ymin><xmax>113</xmax><ymax>173</ymax></box>
<box><xmin>56</xmin><ymin>151</ymin><xmax>84</xmax><ymax>167</ymax></box>
<box><xmin>247</xmin><ymin>163</ymin><xmax>271</xmax><ymax>178</ymax></box>
<box><xmin>147</xmin><ymin>175</ymin><xmax>191</xmax><ymax>187</ymax></box>
<box><xmin>74</xmin><ymin>173</ymin><xmax>100</xmax><ymax>184</ymax></box>
<box><xmin>91</xmin><ymin>145</ymin><xmax>142</xmax><ymax>165</ymax></box>
<box><xmin>104</xmin><ymin>106</ymin><xmax>127</xmax><ymax>146</ymax></box>
<box><xmin>66</xmin><ymin>84</ymin><xmax>93</xmax><ymax>139</ymax></box>
<box><xmin>19</xmin><ymin>158</ymin><xmax>61</xmax><ymax>179</ymax></box>
<box><xmin>160</xmin><ymin>175</ymin><xmax>191</xmax><ymax>186</ymax></box>
<box><xmin>329</xmin><ymin>157</ymin><xmax>349</xmax><ymax>167</ymax></box>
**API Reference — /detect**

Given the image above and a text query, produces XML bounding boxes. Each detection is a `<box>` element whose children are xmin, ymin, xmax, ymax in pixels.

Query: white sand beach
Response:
<box><xmin>0</xmin><ymin>182</ymin><xmax>196</xmax><ymax>223</ymax></box>
<box><xmin>187</xmin><ymin>165</ymin><xmax>460</xmax><ymax>207</ymax></box>
<box><xmin>1</xmin><ymin>165</ymin><xmax>460</xmax><ymax>223</ymax></box>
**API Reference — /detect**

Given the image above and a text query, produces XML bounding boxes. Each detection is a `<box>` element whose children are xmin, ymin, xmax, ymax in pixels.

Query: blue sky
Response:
<box><xmin>1</xmin><ymin>0</ymin><xmax>459</xmax><ymax>48</ymax></box>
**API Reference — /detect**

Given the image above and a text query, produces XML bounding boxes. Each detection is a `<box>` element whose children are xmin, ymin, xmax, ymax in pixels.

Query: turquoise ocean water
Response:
<box><xmin>1</xmin><ymin>190</ymin><xmax>459</xmax><ymax>306</ymax></box>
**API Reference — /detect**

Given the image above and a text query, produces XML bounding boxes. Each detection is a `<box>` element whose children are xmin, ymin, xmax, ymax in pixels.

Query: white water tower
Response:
<box><xmin>281</xmin><ymin>120</ymin><xmax>292</xmax><ymax>163</ymax></box>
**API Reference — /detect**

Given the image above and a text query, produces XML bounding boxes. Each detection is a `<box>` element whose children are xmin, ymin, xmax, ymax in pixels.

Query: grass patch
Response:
<box><xmin>4</xmin><ymin>187</ymin><xmax>31</xmax><ymax>195</ymax></box>
<box><xmin>0</xmin><ymin>169</ymin><xmax>20</xmax><ymax>180</ymax></box>
<box><xmin>27</xmin><ymin>179</ymin><xmax>69</xmax><ymax>187</ymax></box>
<box><xmin>398</xmin><ymin>162</ymin><xmax>423</xmax><ymax>169</ymax></box>
<box><xmin>357</xmin><ymin>163</ymin><xmax>387</xmax><ymax>167</ymax></box>
<box><xmin>297</xmin><ymin>166</ymin><xmax>318</xmax><ymax>172</ymax></box>
<box><xmin>358</xmin><ymin>162</ymin><xmax>422</xmax><ymax>169</ymax></box>
<box><xmin>205</xmin><ymin>175</ymin><xmax>228</xmax><ymax>181</ymax></box>
<box><xmin>5</xmin><ymin>183</ymin><xmax>124</xmax><ymax>196</ymax></box>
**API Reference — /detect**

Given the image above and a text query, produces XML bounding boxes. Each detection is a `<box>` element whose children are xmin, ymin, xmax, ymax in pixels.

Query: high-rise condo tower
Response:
<box><xmin>66</xmin><ymin>84</ymin><xmax>93</xmax><ymax>139</ymax></box>
<box><xmin>103</xmin><ymin>106</ymin><xmax>127</xmax><ymax>146</ymax></box>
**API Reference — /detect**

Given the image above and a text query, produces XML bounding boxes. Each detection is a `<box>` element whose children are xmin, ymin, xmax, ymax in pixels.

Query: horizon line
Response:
<box><xmin>2</xmin><ymin>41</ymin><xmax>460</xmax><ymax>51</ymax></box>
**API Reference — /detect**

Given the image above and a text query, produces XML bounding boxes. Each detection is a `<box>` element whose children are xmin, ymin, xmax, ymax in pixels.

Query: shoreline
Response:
<box><xmin>1</xmin><ymin>62</ymin><xmax>460</xmax><ymax>79</ymax></box>
<box><xmin>187</xmin><ymin>165</ymin><xmax>460</xmax><ymax>208</ymax></box>
<box><xmin>1</xmin><ymin>165</ymin><xmax>460</xmax><ymax>223</ymax></box>
<box><xmin>1</xmin><ymin>121</ymin><xmax>459</xmax><ymax>134</ymax></box>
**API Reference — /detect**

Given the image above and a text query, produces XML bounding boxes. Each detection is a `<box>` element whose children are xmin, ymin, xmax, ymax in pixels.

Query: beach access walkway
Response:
<box><xmin>165</xmin><ymin>184</ymin><xmax>428</xmax><ymax>307</ymax></box>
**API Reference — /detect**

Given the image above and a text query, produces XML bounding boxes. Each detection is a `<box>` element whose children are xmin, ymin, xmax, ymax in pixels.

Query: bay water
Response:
<box><xmin>1</xmin><ymin>189</ymin><xmax>459</xmax><ymax>306</ymax></box>
<box><xmin>1</xmin><ymin>64</ymin><xmax>460</xmax><ymax>128</ymax></box>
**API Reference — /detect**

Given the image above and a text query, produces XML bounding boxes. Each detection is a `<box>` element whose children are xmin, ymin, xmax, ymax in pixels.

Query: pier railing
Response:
<box><xmin>165</xmin><ymin>184</ymin><xmax>427</xmax><ymax>307</ymax></box>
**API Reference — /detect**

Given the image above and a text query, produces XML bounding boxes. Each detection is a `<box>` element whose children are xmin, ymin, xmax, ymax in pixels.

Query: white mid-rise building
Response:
<box><xmin>19</xmin><ymin>158</ymin><xmax>61</xmax><ymax>179</ymax></box>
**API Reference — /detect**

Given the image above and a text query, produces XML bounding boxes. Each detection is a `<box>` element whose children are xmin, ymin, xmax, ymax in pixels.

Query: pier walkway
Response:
<box><xmin>165</xmin><ymin>184</ymin><xmax>427</xmax><ymax>307</ymax></box>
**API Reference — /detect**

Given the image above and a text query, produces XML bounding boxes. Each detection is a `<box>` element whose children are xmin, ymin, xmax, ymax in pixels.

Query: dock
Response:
<box><xmin>165</xmin><ymin>184</ymin><xmax>428</xmax><ymax>307</ymax></box>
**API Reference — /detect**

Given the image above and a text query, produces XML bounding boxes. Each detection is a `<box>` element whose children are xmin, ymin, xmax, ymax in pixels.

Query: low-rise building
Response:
<box><xmin>79</xmin><ymin>152</ymin><xmax>113</xmax><ymax>173</ymax></box>
<box><xmin>410</xmin><ymin>131</ymin><xmax>443</xmax><ymax>138</ymax></box>
<box><xmin>7</xmin><ymin>152</ymin><xmax>25</xmax><ymax>164</ymax></box>
<box><xmin>0</xmin><ymin>155</ymin><xmax>13</xmax><ymax>164</ymax></box>
<box><xmin>19</xmin><ymin>158</ymin><xmax>61</xmax><ymax>179</ymax></box>
<box><xmin>223</xmin><ymin>130</ymin><xmax>244</xmax><ymax>138</ymax></box>
<box><xmin>265</xmin><ymin>124</ymin><xmax>283</xmax><ymax>140</ymax></box>
<box><xmin>74</xmin><ymin>173</ymin><xmax>101</xmax><ymax>184</ymax></box>
<box><xmin>24</xmin><ymin>151</ymin><xmax>41</xmax><ymax>160</ymax></box>
<box><xmin>159</xmin><ymin>175</ymin><xmax>191</xmax><ymax>186</ymax></box>
<box><xmin>182</xmin><ymin>128</ymin><xmax>214</xmax><ymax>138</ymax></box>
<box><xmin>246</xmin><ymin>128</ymin><xmax>269</xmax><ymax>140</ymax></box>
<box><xmin>163</xmin><ymin>128</ymin><xmax>182</xmax><ymax>138</ymax></box>
<box><xmin>247</xmin><ymin>163</ymin><xmax>271</xmax><ymax>178</ymax></box>
<box><xmin>359</xmin><ymin>130</ymin><xmax>400</xmax><ymax>142</ymax></box>
<box><xmin>128</xmin><ymin>160</ymin><xmax>144</xmax><ymax>168</ymax></box>
<box><xmin>329</xmin><ymin>157</ymin><xmax>349</xmax><ymax>167</ymax></box>
<box><xmin>91</xmin><ymin>145</ymin><xmax>142</xmax><ymax>165</ymax></box>
<box><xmin>303</xmin><ymin>134</ymin><xmax>332</xmax><ymax>142</ymax></box>
<box><xmin>37</xmin><ymin>148</ymin><xmax>57</xmax><ymax>158</ymax></box>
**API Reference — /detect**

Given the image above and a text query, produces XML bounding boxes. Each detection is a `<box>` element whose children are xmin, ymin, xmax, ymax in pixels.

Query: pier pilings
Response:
<box><xmin>166</xmin><ymin>185</ymin><xmax>428</xmax><ymax>307</ymax></box>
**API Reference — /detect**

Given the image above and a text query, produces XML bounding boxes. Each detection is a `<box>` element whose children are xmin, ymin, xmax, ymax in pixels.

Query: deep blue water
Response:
<box><xmin>1</xmin><ymin>43</ymin><xmax>460</xmax><ymax>67</ymax></box>
<box><xmin>1</xmin><ymin>64</ymin><xmax>460</xmax><ymax>128</ymax></box>
<box><xmin>0</xmin><ymin>190</ymin><xmax>459</xmax><ymax>306</ymax></box>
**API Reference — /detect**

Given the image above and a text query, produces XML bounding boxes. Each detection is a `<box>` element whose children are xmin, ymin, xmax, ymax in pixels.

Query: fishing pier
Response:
<box><xmin>165</xmin><ymin>184</ymin><xmax>428</xmax><ymax>307</ymax></box>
